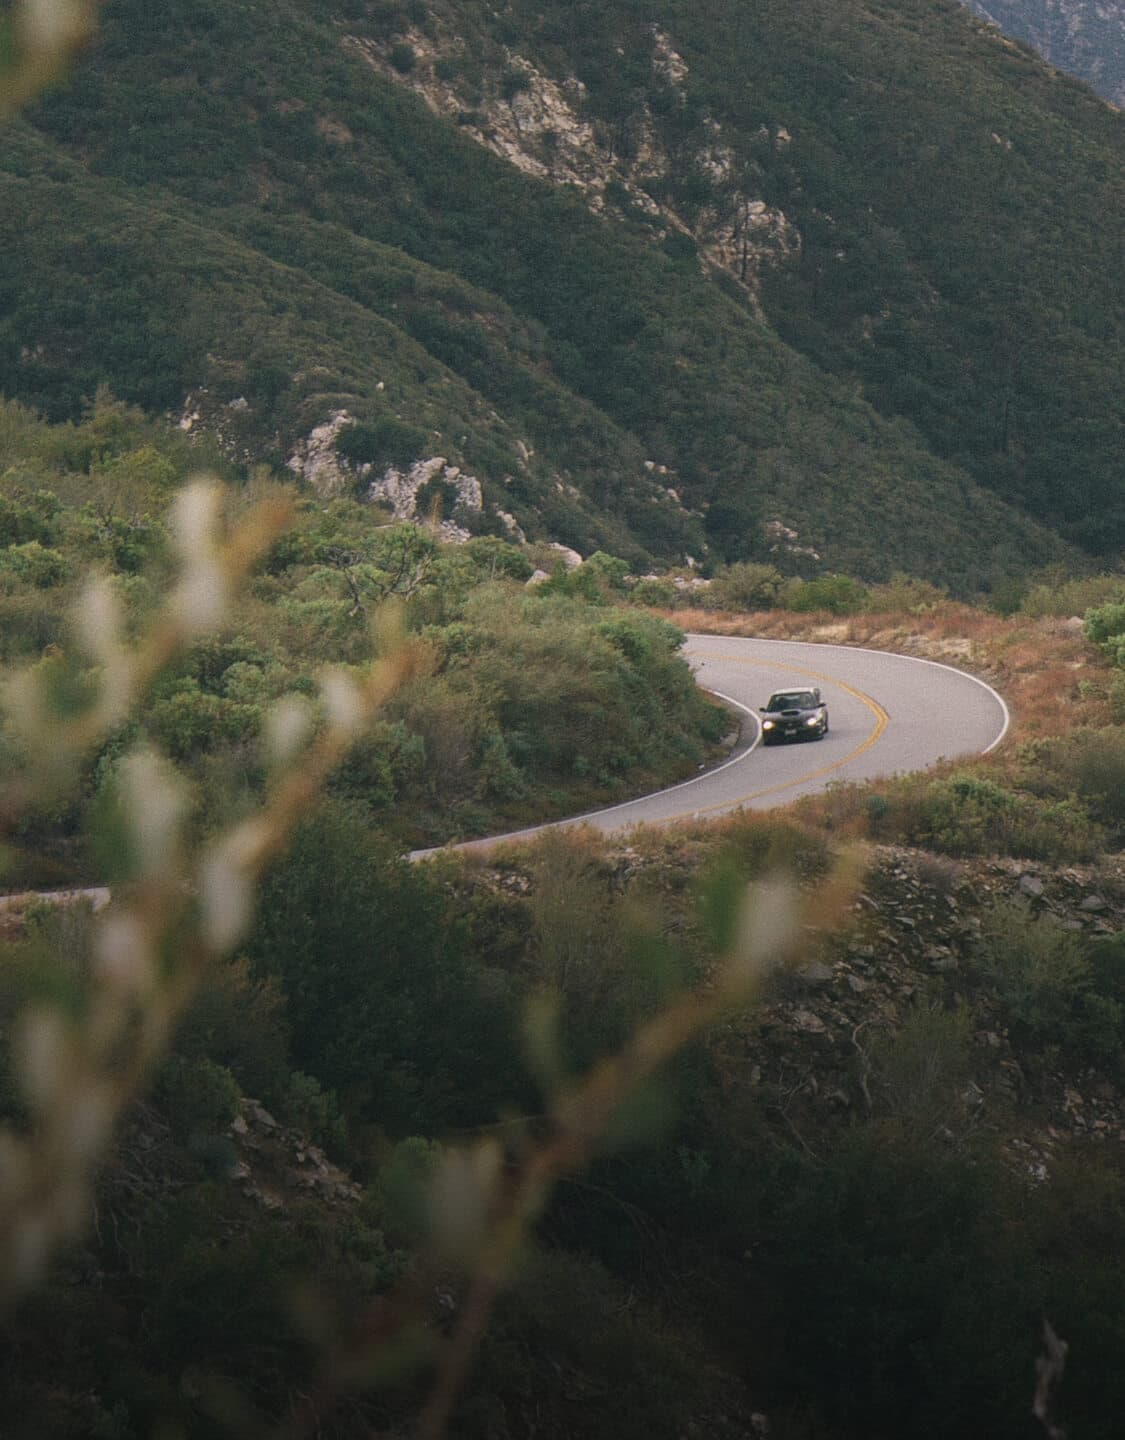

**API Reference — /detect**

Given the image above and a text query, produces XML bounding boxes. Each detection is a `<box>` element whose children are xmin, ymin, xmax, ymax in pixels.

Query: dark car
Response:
<box><xmin>759</xmin><ymin>687</ymin><xmax>829</xmax><ymax>744</ymax></box>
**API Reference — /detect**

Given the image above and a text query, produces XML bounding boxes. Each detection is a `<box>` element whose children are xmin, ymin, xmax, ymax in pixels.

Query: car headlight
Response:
<box><xmin>805</xmin><ymin>715</ymin><xmax>820</xmax><ymax>726</ymax></box>
<box><xmin>762</xmin><ymin>720</ymin><xmax>774</xmax><ymax>729</ymax></box>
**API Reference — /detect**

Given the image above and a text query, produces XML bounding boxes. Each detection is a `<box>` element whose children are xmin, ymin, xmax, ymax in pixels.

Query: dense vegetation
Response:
<box><xmin>4</xmin><ymin>3</ymin><xmax>1125</xmax><ymax>1436</ymax></box>
<box><xmin>962</xmin><ymin>0</ymin><xmax>1125</xmax><ymax>107</ymax></box>
<box><xmin>5</xmin><ymin>805</ymin><xmax>1125</xmax><ymax>1438</ymax></box>
<box><xmin>2</xmin><ymin>0</ymin><xmax>1120</xmax><ymax>583</ymax></box>
<box><xmin>3</xmin><ymin>400</ymin><xmax>1125</xmax><ymax>1434</ymax></box>
<box><xmin>0</xmin><ymin>396</ymin><xmax>724</xmax><ymax>880</ymax></box>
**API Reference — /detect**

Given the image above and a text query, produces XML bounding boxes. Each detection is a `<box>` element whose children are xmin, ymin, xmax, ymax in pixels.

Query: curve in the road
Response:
<box><xmin>413</xmin><ymin>634</ymin><xmax>1008</xmax><ymax>857</ymax></box>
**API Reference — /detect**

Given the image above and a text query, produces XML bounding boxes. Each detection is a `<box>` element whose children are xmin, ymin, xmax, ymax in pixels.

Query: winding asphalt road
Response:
<box><xmin>415</xmin><ymin>634</ymin><xmax>1008</xmax><ymax>857</ymax></box>
<box><xmin>0</xmin><ymin>636</ymin><xmax>1010</xmax><ymax>891</ymax></box>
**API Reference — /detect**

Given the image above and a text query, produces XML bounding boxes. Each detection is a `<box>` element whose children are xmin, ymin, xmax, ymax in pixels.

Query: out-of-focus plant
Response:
<box><xmin>0</xmin><ymin>0</ymin><xmax>97</xmax><ymax>117</ymax></box>
<box><xmin>0</xmin><ymin>458</ymin><xmax>861</xmax><ymax>1431</ymax></box>
<box><xmin>0</xmin><ymin>479</ymin><xmax>421</xmax><ymax>1304</ymax></box>
<box><xmin>406</xmin><ymin>845</ymin><xmax>862</xmax><ymax>1440</ymax></box>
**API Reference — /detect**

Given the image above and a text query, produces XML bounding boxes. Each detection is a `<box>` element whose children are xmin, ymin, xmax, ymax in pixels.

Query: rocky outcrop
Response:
<box><xmin>545</xmin><ymin>541</ymin><xmax>582</xmax><ymax>570</ymax></box>
<box><xmin>229</xmin><ymin>1097</ymin><xmax>362</xmax><ymax>1214</ymax></box>
<box><xmin>285</xmin><ymin>410</ymin><xmax>357</xmax><ymax>497</ymax></box>
<box><xmin>346</xmin><ymin>25</ymin><xmax>799</xmax><ymax>296</ymax></box>
<box><xmin>764</xmin><ymin>519</ymin><xmax>821</xmax><ymax>563</ymax></box>
<box><xmin>367</xmin><ymin>455</ymin><xmax>483</xmax><ymax>542</ymax></box>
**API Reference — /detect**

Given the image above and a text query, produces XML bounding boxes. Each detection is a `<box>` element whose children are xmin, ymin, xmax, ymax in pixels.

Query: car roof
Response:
<box><xmin>767</xmin><ymin>689</ymin><xmax>817</xmax><ymax>706</ymax></box>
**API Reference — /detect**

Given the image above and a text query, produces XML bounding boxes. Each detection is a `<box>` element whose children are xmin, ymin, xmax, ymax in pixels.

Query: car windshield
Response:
<box><xmin>767</xmin><ymin>691</ymin><xmax>816</xmax><ymax>710</ymax></box>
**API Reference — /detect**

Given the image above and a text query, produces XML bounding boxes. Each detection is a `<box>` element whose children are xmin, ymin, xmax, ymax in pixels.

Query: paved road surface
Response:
<box><xmin>414</xmin><ymin>633</ymin><xmax>1008</xmax><ymax>857</ymax></box>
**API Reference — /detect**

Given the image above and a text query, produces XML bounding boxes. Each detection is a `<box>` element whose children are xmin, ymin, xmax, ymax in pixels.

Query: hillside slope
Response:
<box><xmin>3</xmin><ymin>0</ymin><xmax>1123</xmax><ymax>580</ymax></box>
<box><xmin>965</xmin><ymin>0</ymin><xmax>1125</xmax><ymax>106</ymax></box>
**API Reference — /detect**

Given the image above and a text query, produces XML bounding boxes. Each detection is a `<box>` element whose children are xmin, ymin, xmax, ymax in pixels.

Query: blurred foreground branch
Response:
<box><xmin>0</xmin><ymin>0</ymin><xmax>97</xmax><ymax>117</ymax></box>
<box><xmin>1033</xmin><ymin>1319</ymin><xmax>1068</xmax><ymax>1439</ymax></box>
<box><xmin>410</xmin><ymin>856</ymin><xmax>863</xmax><ymax>1440</ymax></box>
<box><xmin>0</xmin><ymin>479</ymin><xmax>421</xmax><ymax>1303</ymax></box>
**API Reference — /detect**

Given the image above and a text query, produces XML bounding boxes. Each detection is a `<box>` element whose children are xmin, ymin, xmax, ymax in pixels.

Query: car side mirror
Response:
<box><xmin>758</xmin><ymin>706</ymin><xmax>766</xmax><ymax>712</ymax></box>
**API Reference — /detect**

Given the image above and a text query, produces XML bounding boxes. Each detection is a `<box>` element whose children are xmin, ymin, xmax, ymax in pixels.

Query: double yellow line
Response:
<box><xmin>659</xmin><ymin>653</ymin><xmax>889</xmax><ymax>823</ymax></box>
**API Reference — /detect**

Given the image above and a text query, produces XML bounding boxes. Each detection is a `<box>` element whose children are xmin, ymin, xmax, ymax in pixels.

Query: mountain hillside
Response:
<box><xmin>965</xmin><ymin>0</ymin><xmax>1125</xmax><ymax>106</ymax></box>
<box><xmin>3</xmin><ymin>0</ymin><xmax>1124</xmax><ymax>582</ymax></box>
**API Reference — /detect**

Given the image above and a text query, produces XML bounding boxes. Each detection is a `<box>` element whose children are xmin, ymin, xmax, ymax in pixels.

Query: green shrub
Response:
<box><xmin>0</xmin><ymin>541</ymin><xmax>70</xmax><ymax>588</ymax></box>
<box><xmin>1030</xmin><ymin>728</ymin><xmax>1125</xmax><ymax>839</ymax></box>
<box><xmin>869</xmin><ymin>1002</ymin><xmax>974</xmax><ymax>1136</ymax></box>
<box><xmin>480</xmin><ymin>1249</ymin><xmax>712</xmax><ymax>1437</ymax></box>
<box><xmin>718</xmin><ymin>812</ymin><xmax>832</xmax><ymax>881</ymax></box>
<box><xmin>462</xmin><ymin>536</ymin><xmax>533</xmax><ymax>581</ymax></box>
<box><xmin>800</xmin><ymin>769</ymin><xmax>1103</xmax><ymax>862</ymax></box>
<box><xmin>0</xmin><ymin>586</ymin><xmax>68</xmax><ymax>657</ymax></box>
<box><xmin>706</xmin><ymin>560</ymin><xmax>783</xmax><ymax>612</ymax></box>
<box><xmin>974</xmin><ymin>902</ymin><xmax>1125</xmax><ymax>1067</ymax></box>
<box><xmin>582</xmin><ymin>550</ymin><xmax>631</xmax><ymax>593</ymax></box>
<box><xmin>172</xmin><ymin>955</ymin><xmax>291</xmax><ymax>1104</ymax></box>
<box><xmin>785</xmin><ymin>573</ymin><xmax>868</xmax><ymax>614</ymax></box>
<box><xmin>246</xmin><ymin>801</ymin><xmax>520</xmax><ymax>1132</ymax></box>
<box><xmin>364</xmin><ymin>1135</ymin><xmax>443</xmax><ymax>1243</ymax></box>
<box><xmin>0</xmin><ymin>489</ymin><xmax>60</xmax><ymax>547</ymax></box>
<box><xmin>987</xmin><ymin>574</ymin><xmax>1027</xmax><ymax>615</ymax></box>
<box><xmin>148</xmin><ymin>684</ymin><xmax>260</xmax><ymax>760</ymax></box>
<box><xmin>389</xmin><ymin>42</ymin><xmax>416</xmax><ymax>74</ymax></box>
<box><xmin>158</xmin><ymin>1056</ymin><xmax>242</xmax><ymax>1142</ymax></box>
<box><xmin>1084</xmin><ymin>600</ymin><xmax>1125</xmax><ymax>647</ymax></box>
<box><xmin>500</xmin><ymin>67</ymin><xmax>531</xmax><ymax>102</ymax></box>
<box><xmin>864</xmin><ymin>571</ymin><xmax>947</xmax><ymax>613</ymax></box>
<box><xmin>917</xmin><ymin>772</ymin><xmax>1102</xmax><ymax>861</ymax></box>
<box><xmin>475</xmin><ymin>728</ymin><xmax>526</xmax><ymax>800</ymax></box>
<box><xmin>750</xmin><ymin>1133</ymin><xmax>1027</xmax><ymax>1437</ymax></box>
<box><xmin>628</xmin><ymin>575</ymin><xmax>677</xmax><ymax>608</ymax></box>
<box><xmin>283</xmin><ymin>1071</ymin><xmax>348</xmax><ymax>1154</ymax></box>
<box><xmin>335</xmin><ymin>416</ymin><xmax>428</xmax><ymax>471</ymax></box>
<box><xmin>413</xmin><ymin>472</ymin><xmax>461</xmax><ymax>520</ymax></box>
<box><xmin>1022</xmin><ymin>574</ymin><xmax>1125</xmax><ymax>618</ymax></box>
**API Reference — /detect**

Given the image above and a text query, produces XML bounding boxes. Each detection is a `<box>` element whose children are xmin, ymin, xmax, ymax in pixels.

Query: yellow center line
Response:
<box><xmin>656</xmin><ymin>653</ymin><xmax>890</xmax><ymax>822</ymax></box>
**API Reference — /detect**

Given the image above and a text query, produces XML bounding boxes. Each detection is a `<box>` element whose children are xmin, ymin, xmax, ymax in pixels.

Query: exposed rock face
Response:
<box><xmin>764</xmin><ymin>519</ymin><xmax>821</xmax><ymax>563</ymax></box>
<box><xmin>495</xmin><ymin>509</ymin><xmax>526</xmax><ymax>542</ymax></box>
<box><xmin>545</xmin><ymin>541</ymin><xmax>583</xmax><ymax>570</ymax></box>
<box><xmin>368</xmin><ymin>455</ymin><xmax>483</xmax><ymax>541</ymax></box>
<box><xmin>228</xmin><ymin>1097</ymin><xmax>362</xmax><ymax>1215</ymax></box>
<box><xmin>174</xmin><ymin>388</ymin><xmax>264</xmax><ymax>466</ymax></box>
<box><xmin>286</xmin><ymin>410</ymin><xmax>356</xmax><ymax>497</ymax></box>
<box><xmin>652</xmin><ymin>28</ymin><xmax>689</xmax><ymax>90</ymax></box>
<box><xmin>347</xmin><ymin>25</ymin><xmax>799</xmax><ymax>295</ymax></box>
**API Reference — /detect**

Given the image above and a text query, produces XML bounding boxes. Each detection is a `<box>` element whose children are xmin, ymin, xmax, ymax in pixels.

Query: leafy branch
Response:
<box><xmin>0</xmin><ymin>479</ymin><xmax>423</xmax><ymax>1303</ymax></box>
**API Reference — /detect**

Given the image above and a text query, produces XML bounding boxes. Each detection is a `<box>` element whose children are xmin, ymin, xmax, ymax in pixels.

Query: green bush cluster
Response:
<box><xmin>1020</xmin><ymin>727</ymin><xmax>1125</xmax><ymax>844</ymax></box>
<box><xmin>800</xmin><ymin>767</ymin><xmax>1105</xmax><ymax>863</ymax></box>
<box><xmin>0</xmin><ymin>406</ymin><xmax>726</xmax><ymax>857</ymax></box>
<box><xmin>157</xmin><ymin>1055</ymin><xmax>242</xmax><ymax>1143</ymax></box>
<box><xmin>915</xmin><ymin>772</ymin><xmax>1101</xmax><ymax>861</ymax></box>
<box><xmin>973</xmin><ymin>904</ymin><xmax>1125</xmax><ymax>1069</ymax></box>
<box><xmin>334</xmin><ymin>415</ymin><xmax>429</xmax><ymax>472</ymax></box>
<box><xmin>700</xmin><ymin>562</ymin><xmax>939</xmax><ymax>616</ymax></box>
<box><xmin>1022</xmin><ymin>573</ymin><xmax>1125</xmax><ymax>619</ymax></box>
<box><xmin>7</xmin><ymin>784</ymin><xmax>1125</xmax><ymax>1436</ymax></box>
